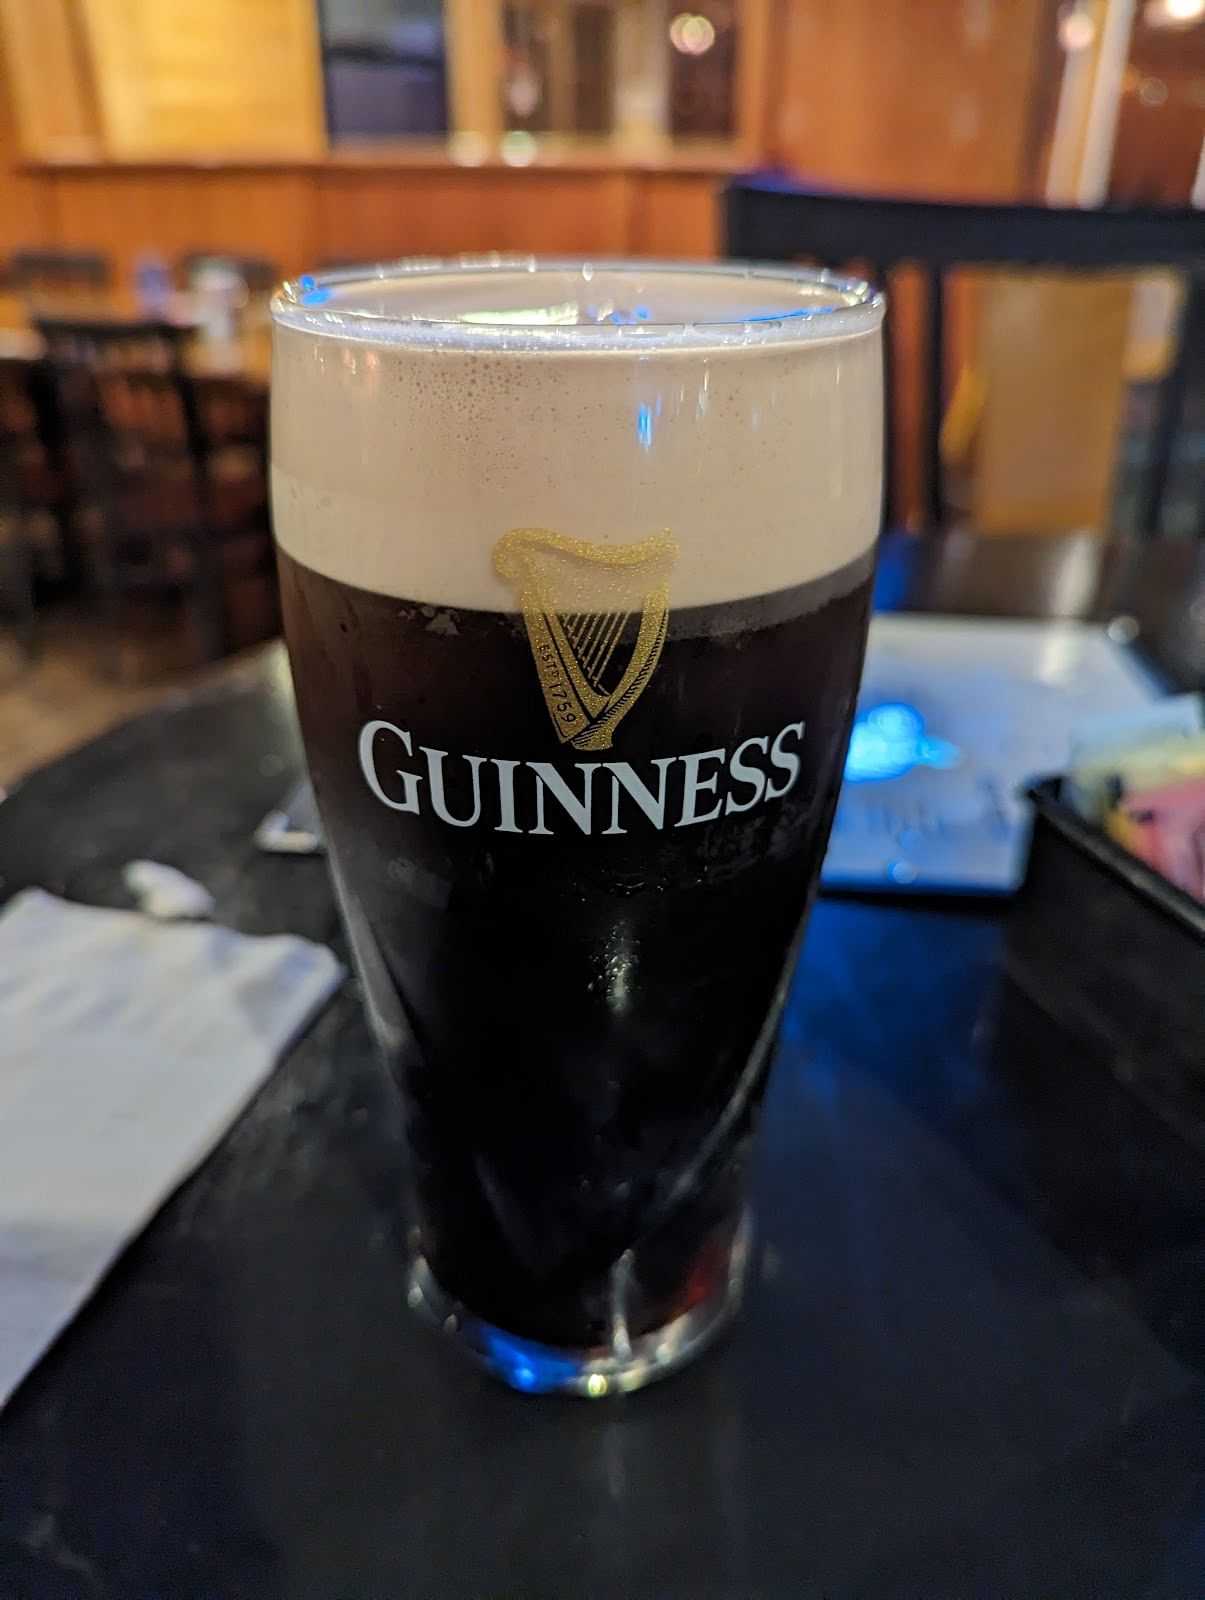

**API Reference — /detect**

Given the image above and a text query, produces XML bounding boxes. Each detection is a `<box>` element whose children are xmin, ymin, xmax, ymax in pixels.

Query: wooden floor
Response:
<box><xmin>0</xmin><ymin>604</ymin><xmax>203</xmax><ymax>791</ymax></box>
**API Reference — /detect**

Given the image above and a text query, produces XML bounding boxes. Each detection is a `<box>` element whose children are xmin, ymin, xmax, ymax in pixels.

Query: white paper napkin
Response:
<box><xmin>0</xmin><ymin>885</ymin><xmax>343</xmax><ymax>1408</ymax></box>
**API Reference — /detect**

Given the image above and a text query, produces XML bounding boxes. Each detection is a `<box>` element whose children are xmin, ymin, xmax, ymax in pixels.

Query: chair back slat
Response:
<box><xmin>36</xmin><ymin>317</ymin><xmax>206</xmax><ymax>481</ymax></box>
<box><xmin>1136</xmin><ymin>273</ymin><xmax>1205</xmax><ymax>539</ymax></box>
<box><xmin>0</xmin><ymin>353</ymin><xmax>67</xmax><ymax>530</ymax></box>
<box><xmin>34</xmin><ymin>315</ymin><xmax>230</xmax><ymax>657</ymax></box>
<box><xmin>0</xmin><ymin>355</ymin><xmax>60</xmax><ymax>651</ymax></box>
<box><xmin>191</xmin><ymin>374</ymin><xmax>268</xmax><ymax>450</ymax></box>
<box><xmin>925</xmin><ymin>266</ymin><xmax>946</xmax><ymax>530</ymax></box>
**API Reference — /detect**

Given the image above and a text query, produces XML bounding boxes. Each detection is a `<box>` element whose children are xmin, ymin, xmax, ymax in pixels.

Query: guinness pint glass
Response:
<box><xmin>271</xmin><ymin>261</ymin><xmax>884</xmax><ymax>1394</ymax></box>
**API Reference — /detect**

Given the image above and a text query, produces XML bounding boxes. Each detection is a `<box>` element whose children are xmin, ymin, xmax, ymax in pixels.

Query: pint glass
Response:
<box><xmin>271</xmin><ymin>261</ymin><xmax>884</xmax><ymax>1394</ymax></box>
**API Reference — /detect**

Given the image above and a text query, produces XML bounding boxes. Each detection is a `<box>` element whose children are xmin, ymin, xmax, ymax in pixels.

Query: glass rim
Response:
<box><xmin>270</xmin><ymin>256</ymin><xmax>885</xmax><ymax>351</ymax></box>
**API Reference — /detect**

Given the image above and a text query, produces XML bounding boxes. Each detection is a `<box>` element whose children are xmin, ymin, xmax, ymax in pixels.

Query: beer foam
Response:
<box><xmin>271</xmin><ymin>262</ymin><xmax>883</xmax><ymax>611</ymax></box>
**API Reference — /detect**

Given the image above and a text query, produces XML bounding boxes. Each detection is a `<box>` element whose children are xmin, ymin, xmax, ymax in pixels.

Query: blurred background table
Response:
<box><xmin>0</xmin><ymin>534</ymin><xmax>1201</xmax><ymax>1599</ymax></box>
<box><xmin>0</xmin><ymin>288</ymin><xmax>272</xmax><ymax>386</ymax></box>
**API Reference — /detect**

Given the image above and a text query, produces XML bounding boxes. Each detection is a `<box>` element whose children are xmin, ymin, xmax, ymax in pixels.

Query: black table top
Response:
<box><xmin>1</xmin><ymin>536</ymin><xmax>1203</xmax><ymax>1599</ymax></box>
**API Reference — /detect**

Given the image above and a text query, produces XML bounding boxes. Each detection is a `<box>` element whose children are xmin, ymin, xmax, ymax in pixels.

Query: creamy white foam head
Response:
<box><xmin>270</xmin><ymin>260</ymin><xmax>884</xmax><ymax>611</ymax></box>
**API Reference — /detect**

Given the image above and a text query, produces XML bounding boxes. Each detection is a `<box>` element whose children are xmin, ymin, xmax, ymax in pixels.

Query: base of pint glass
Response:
<box><xmin>407</xmin><ymin>1210</ymin><xmax>752</xmax><ymax>1398</ymax></box>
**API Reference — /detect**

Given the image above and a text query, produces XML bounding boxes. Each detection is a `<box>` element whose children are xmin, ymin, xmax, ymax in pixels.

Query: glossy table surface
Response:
<box><xmin>0</xmin><ymin>535</ymin><xmax>1202</xmax><ymax>1598</ymax></box>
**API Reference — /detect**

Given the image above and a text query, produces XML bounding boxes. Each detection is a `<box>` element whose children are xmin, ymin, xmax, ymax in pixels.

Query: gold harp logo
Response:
<box><xmin>494</xmin><ymin>528</ymin><xmax>678</xmax><ymax>751</ymax></box>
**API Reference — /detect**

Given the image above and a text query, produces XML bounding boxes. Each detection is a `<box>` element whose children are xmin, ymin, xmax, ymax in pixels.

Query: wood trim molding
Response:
<box><xmin>21</xmin><ymin>142</ymin><xmax>751</xmax><ymax>178</ymax></box>
<box><xmin>445</xmin><ymin>0</ymin><xmax>505</xmax><ymax>139</ymax></box>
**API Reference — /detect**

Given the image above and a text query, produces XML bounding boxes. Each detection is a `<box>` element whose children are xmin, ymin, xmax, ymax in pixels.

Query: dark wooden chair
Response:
<box><xmin>0</xmin><ymin>358</ymin><xmax>38</xmax><ymax>660</ymax></box>
<box><xmin>34</xmin><ymin>316</ymin><xmax>234</xmax><ymax>669</ymax></box>
<box><xmin>8</xmin><ymin>249</ymin><xmax>111</xmax><ymax>301</ymax></box>
<box><xmin>724</xmin><ymin>177</ymin><xmax>1205</xmax><ymax>540</ymax></box>
<box><xmin>0</xmin><ymin>355</ymin><xmax>69</xmax><ymax>662</ymax></box>
<box><xmin>177</xmin><ymin>253</ymin><xmax>279</xmax><ymax>296</ymax></box>
<box><xmin>190</xmin><ymin>371</ymin><xmax>279</xmax><ymax>648</ymax></box>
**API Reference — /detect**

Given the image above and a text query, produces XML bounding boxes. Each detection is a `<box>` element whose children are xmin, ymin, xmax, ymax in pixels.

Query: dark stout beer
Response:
<box><xmin>271</xmin><ymin>262</ymin><xmax>884</xmax><ymax>1391</ymax></box>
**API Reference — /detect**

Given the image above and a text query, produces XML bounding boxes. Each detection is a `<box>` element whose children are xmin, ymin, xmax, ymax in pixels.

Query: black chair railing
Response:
<box><xmin>725</xmin><ymin>177</ymin><xmax>1205</xmax><ymax>539</ymax></box>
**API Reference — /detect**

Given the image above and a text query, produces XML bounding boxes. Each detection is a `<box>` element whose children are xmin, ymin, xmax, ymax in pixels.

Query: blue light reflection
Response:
<box><xmin>635</xmin><ymin>395</ymin><xmax>661</xmax><ymax>450</ymax></box>
<box><xmin>482</xmin><ymin>1328</ymin><xmax>583</xmax><ymax>1393</ymax></box>
<box><xmin>844</xmin><ymin>702</ymin><xmax>961</xmax><ymax>783</ymax></box>
<box><xmin>745</xmin><ymin>307</ymin><xmax>816</xmax><ymax>323</ymax></box>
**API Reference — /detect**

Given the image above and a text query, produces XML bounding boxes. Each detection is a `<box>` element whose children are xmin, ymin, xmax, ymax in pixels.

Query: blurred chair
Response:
<box><xmin>724</xmin><ymin>178</ymin><xmax>1205</xmax><ymax>540</ymax></box>
<box><xmin>9</xmin><ymin>249</ymin><xmax>111</xmax><ymax>302</ymax></box>
<box><xmin>177</xmin><ymin>253</ymin><xmax>279</xmax><ymax>296</ymax></box>
<box><xmin>0</xmin><ymin>357</ymin><xmax>38</xmax><ymax>663</ymax></box>
<box><xmin>189</xmin><ymin>372</ymin><xmax>278</xmax><ymax>648</ymax></box>
<box><xmin>34</xmin><ymin>316</ymin><xmax>272</xmax><ymax>670</ymax></box>
<box><xmin>0</xmin><ymin>355</ymin><xmax>69</xmax><ymax>664</ymax></box>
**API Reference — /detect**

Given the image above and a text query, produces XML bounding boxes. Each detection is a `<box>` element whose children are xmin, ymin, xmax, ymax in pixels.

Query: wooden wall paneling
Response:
<box><xmin>735</xmin><ymin>0</ymin><xmax>777</xmax><ymax>160</ymax></box>
<box><xmin>315</xmin><ymin>173</ymin><xmax>454</xmax><ymax>264</ymax></box>
<box><xmin>18</xmin><ymin>161</ymin><xmax>724</xmax><ymax>290</ymax></box>
<box><xmin>0</xmin><ymin>0</ymin><xmax>99</xmax><ymax>159</ymax></box>
<box><xmin>47</xmin><ymin>171</ymin><xmax>242</xmax><ymax>284</ymax></box>
<box><xmin>420</xmin><ymin>171</ymin><xmax>630</xmax><ymax>255</ymax></box>
<box><xmin>120</xmin><ymin>172</ymin><xmax>227</xmax><ymax>261</ymax></box>
<box><xmin>1110</xmin><ymin>14</ymin><xmax>1205</xmax><ymax>205</ymax></box>
<box><xmin>45</xmin><ymin>169</ymin><xmax>317</xmax><ymax>285</ymax></box>
<box><xmin>774</xmin><ymin>0</ymin><xmax>1050</xmax><ymax>201</ymax></box>
<box><xmin>627</xmin><ymin>173</ymin><xmax>720</xmax><ymax>257</ymax></box>
<box><xmin>315</xmin><ymin>170</ymin><xmax>634</xmax><ymax>264</ymax></box>
<box><xmin>0</xmin><ymin>159</ymin><xmax>51</xmax><ymax>258</ymax></box>
<box><xmin>885</xmin><ymin>266</ymin><xmax>925</xmax><ymax>530</ymax></box>
<box><xmin>188</xmin><ymin>173</ymin><xmax>317</xmax><ymax>278</ymax></box>
<box><xmin>77</xmin><ymin>0</ymin><xmax>160</xmax><ymax>156</ymax></box>
<box><xmin>17</xmin><ymin>158</ymin><xmax>725</xmax><ymax>295</ymax></box>
<box><xmin>0</xmin><ymin>33</ymin><xmax>56</xmax><ymax>253</ymax></box>
<box><xmin>488</xmin><ymin>172</ymin><xmax>630</xmax><ymax>254</ymax></box>
<box><xmin>79</xmin><ymin>0</ymin><xmax>325</xmax><ymax>157</ymax></box>
<box><xmin>313</xmin><ymin>175</ymin><xmax>409</xmax><ymax>267</ymax></box>
<box><xmin>47</xmin><ymin>172</ymin><xmax>167</xmax><ymax>285</ymax></box>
